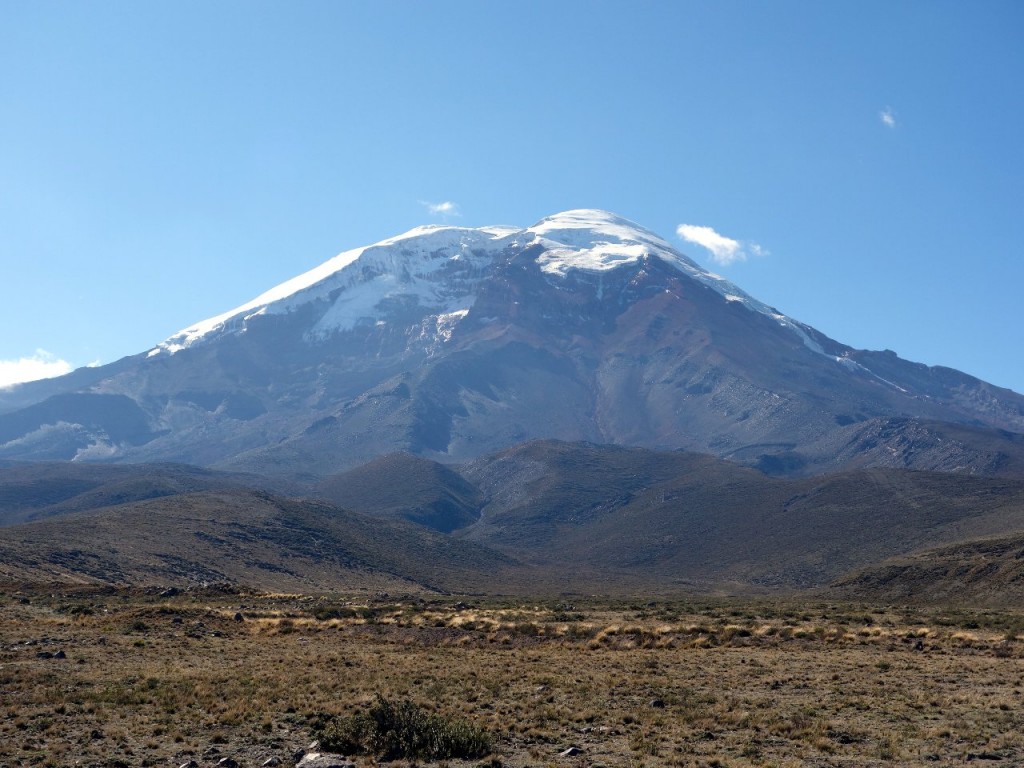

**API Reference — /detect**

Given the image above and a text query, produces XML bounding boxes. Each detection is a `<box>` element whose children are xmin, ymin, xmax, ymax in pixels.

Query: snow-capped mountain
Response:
<box><xmin>152</xmin><ymin>210</ymin><xmax>800</xmax><ymax>357</ymax></box>
<box><xmin>2</xmin><ymin>209</ymin><xmax>1023</xmax><ymax>477</ymax></box>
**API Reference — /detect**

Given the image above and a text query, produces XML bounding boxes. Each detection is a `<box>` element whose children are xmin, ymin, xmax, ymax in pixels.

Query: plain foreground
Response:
<box><xmin>3</xmin><ymin>588</ymin><xmax>1024</xmax><ymax>768</ymax></box>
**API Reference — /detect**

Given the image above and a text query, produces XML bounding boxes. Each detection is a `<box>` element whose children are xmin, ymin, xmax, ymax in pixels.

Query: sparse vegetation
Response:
<box><xmin>4</xmin><ymin>589</ymin><xmax>1024</xmax><ymax>766</ymax></box>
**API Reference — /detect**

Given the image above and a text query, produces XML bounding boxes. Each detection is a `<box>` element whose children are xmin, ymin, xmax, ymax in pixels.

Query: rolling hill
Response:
<box><xmin>0</xmin><ymin>488</ymin><xmax>520</xmax><ymax>594</ymax></box>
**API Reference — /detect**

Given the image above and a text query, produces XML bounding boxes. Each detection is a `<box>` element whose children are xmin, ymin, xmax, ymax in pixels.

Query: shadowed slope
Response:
<box><xmin>317</xmin><ymin>453</ymin><xmax>483</xmax><ymax>533</ymax></box>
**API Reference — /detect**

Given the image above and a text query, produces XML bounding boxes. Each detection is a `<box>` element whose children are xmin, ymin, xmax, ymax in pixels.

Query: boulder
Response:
<box><xmin>296</xmin><ymin>754</ymin><xmax>356</xmax><ymax>768</ymax></box>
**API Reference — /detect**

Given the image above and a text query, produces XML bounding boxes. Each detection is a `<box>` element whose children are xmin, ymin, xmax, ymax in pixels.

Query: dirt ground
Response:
<box><xmin>2</xmin><ymin>588</ymin><xmax>1024</xmax><ymax>767</ymax></box>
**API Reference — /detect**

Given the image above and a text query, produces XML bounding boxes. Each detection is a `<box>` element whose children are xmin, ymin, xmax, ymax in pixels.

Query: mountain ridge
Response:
<box><xmin>4</xmin><ymin>440</ymin><xmax>1024</xmax><ymax>597</ymax></box>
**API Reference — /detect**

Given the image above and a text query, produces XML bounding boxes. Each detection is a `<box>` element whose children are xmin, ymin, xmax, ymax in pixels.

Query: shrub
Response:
<box><xmin>314</xmin><ymin>696</ymin><xmax>492</xmax><ymax>760</ymax></box>
<box><xmin>312</xmin><ymin>606</ymin><xmax>358</xmax><ymax>621</ymax></box>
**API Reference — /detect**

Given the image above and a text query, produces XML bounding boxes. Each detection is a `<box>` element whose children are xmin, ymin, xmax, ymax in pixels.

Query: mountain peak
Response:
<box><xmin>525</xmin><ymin>209</ymin><xmax>679</xmax><ymax>276</ymax></box>
<box><xmin>528</xmin><ymin>209</ymin><xmax>667</xmax><ymax>241</ymax></box>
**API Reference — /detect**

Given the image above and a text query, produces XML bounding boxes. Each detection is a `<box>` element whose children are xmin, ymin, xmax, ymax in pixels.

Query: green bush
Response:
<box><xmin>315</xmin><ymin>696</ymin><xmax>492</xmax><ymax>760</ymax></box>
<box><xmin>312</xmin><ymin>606</ymin><xmax>358</xmax><ymax>621</ymax></box>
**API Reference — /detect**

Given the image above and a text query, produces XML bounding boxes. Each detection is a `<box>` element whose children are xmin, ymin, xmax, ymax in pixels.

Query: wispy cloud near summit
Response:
<box><xmin>422</xmin><ymin>200</ymin><xmax>461</xmax><ymax>217</ymax></box>
<box><xmin>676</xmin><ymin>224</ymin><xmax>766</xmax><ymax>266</ymax></box>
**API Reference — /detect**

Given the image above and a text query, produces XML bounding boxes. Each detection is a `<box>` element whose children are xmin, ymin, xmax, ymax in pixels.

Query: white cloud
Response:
<box><xmin>422</xmin><ymin>200</ymin><xmax>460</xmax><ymax>217</ymax></box>
<box><xmin>0</xmin><ymin>349</ymin><xmax>74</xmax><ymax>388</ymax></box>
<box><xmin>880</xmin><ymin>107</ymin><xmax>896</xmax><ymax>128</ymax></box>
<box><xmin>676</xmin><ymin>224</ymin><xmax>766</xmax><ymax>266</ymax></box>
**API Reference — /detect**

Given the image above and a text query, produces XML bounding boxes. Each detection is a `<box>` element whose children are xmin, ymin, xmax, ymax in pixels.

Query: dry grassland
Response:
<box><xmin>3</xmin><ymin>589</ymin><xmax>1024</xmax><ymax>767</ymax></box>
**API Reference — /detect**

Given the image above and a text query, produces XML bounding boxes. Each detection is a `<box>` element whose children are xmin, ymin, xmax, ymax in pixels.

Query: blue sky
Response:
<box><xmin>2</xmin><ymin>1</ymin><xmax>1023</xmax><ymax>393</ymax></box>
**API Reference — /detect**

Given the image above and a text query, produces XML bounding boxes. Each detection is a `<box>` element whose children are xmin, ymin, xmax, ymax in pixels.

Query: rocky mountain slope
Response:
<box><xmin>1</xmin><ymin>210</ymin><xmax>1022</xmax><ymax>478</ymax></box>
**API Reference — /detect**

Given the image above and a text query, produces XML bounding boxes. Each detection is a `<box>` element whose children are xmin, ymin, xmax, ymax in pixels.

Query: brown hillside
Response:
<box><xmin>832</xmin><ymin>532</ymin><xmax>1024</xmax><ymax>606</ymax></box>
<box><xmin>0</xmin><ymin>489</ymin><xmax>520</xmax><ymax>594</ymax></box>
